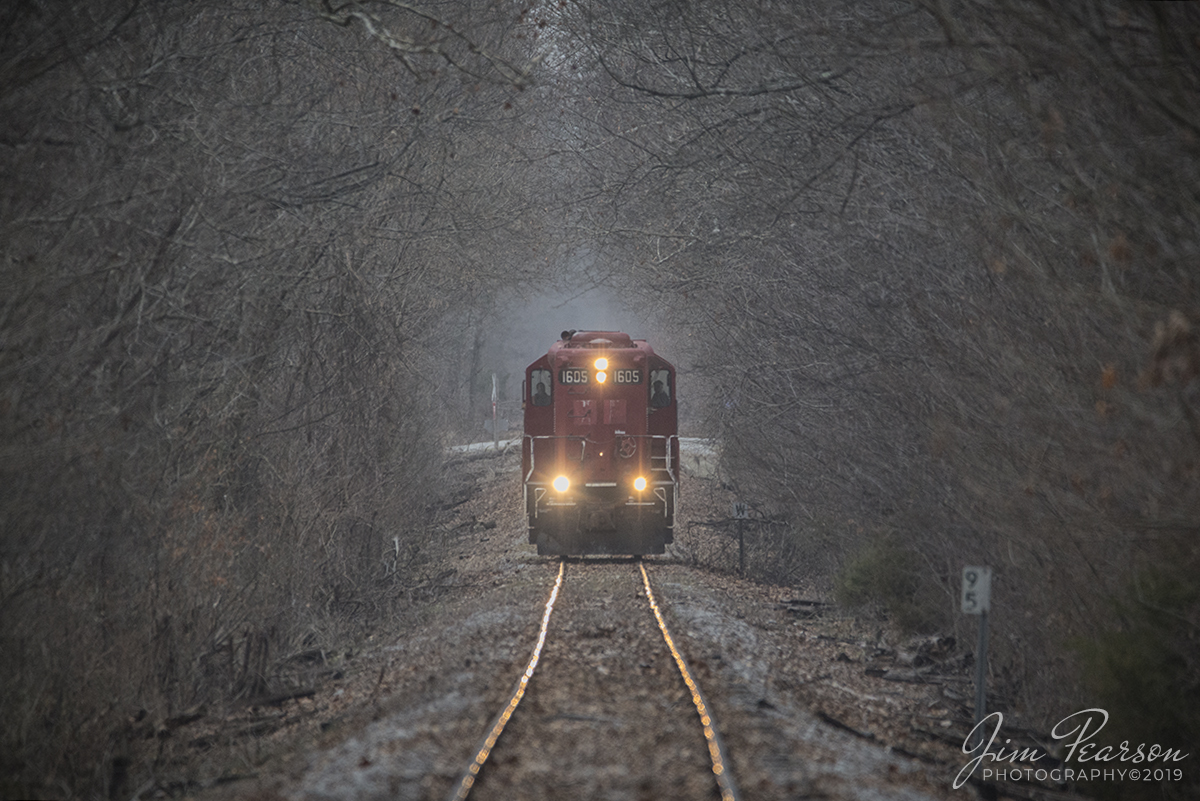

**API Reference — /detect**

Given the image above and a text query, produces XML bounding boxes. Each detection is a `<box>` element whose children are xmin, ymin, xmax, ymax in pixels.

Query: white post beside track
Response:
<box><xmin>961</xmin><ymin>565</ymin><xmax>992</xmax><ymax>755</ymax></box>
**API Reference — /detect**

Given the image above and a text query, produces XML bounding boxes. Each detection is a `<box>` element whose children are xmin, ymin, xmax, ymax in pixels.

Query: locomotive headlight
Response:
<box><xmin>596</xmin><ymin>371</ymin><xmax>607</xmax><ymax>383</ymax></box>
<box><xmin>594</xmin><ymin>358</ymin><xmax>608</xmax><ymax>370</ymax></box>
<box><xmin>552</xmin><ymin>475</ymin><xmax>570</xmax><ymax>493</ymax></box>
<box><xmin>633</xmin><ymin>476</ymin><xmax>647</xmax><ymax>492</ymax></box>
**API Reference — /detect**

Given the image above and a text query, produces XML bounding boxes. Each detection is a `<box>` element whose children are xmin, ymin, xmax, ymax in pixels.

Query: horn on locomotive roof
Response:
<box><xmin>560</xmin><ymin>329</ymin><xmax>577</xmax><ymax>341</ymax></box>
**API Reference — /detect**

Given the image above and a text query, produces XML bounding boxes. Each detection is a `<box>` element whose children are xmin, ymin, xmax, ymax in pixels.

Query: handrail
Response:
<box><xmin>523</xmin><ymin>433</ymin><xmax>678</xmax><ymax>484</ymax></box>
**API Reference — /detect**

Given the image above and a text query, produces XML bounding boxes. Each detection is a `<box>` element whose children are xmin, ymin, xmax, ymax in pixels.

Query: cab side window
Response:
<box><xmin>530</xmin><ymin>369</ymin><xmax>552</xmax><ymax>406</ymax></box>
<box><xmin>650</xmin><ymin>370</ymin><xmax>671</xmax><ymax>408</ymax></box>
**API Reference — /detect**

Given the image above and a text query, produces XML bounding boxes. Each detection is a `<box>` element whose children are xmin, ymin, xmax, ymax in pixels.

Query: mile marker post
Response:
<box><xmin>961</xmin><ymin>566</ymin><xmax>992</xmax><ymax>752</ymax></box>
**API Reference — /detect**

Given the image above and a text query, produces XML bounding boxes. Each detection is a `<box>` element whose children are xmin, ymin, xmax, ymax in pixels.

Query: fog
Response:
<box><xmin>480</xmin><ymin>288</ymin><xmax>654</xmax><ymax>398</ymax></box>
<box><xmin>463</xmin><ymin>284</ymin><xmax>703</xmax><ymax>436</ymax></box>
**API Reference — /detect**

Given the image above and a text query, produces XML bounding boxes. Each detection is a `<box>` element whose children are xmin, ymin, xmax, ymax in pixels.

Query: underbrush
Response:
<box><xmin>0</xmin><ymin>522</ymin><xmax>427</xmax><ymax>800</ymax></box>
<box><xmin>1072</xmin><ymin>560</ymin><xmax>1200</xmax><ymax>801</ymax></box>
<box><xmin>832</xmin><ymin>534</ymin><xmax>946</xmax><ymax>635</ymax></box>
<box><xmin>0</xmin><ymin>420</ymin><xmax>443</xmax><ymax>799</ymax></box>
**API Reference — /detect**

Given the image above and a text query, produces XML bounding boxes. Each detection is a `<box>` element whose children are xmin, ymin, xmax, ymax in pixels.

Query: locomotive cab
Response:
<box><xmin>522</xmin><ymin>331</ymin><xmax>679</xmax><ymax>555</ymax></box>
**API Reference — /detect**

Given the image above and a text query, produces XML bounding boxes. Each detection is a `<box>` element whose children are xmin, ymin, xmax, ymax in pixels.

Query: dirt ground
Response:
<box><xmin>167</xmin><ymin>444</ymin><xmax>1063</xmax><ymax>801</ymax></box>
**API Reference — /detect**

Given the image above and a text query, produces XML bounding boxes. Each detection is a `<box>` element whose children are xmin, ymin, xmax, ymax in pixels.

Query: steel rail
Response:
<box><xmin>445</xmin><ymin>559</ymin><xmax>565</xmax><ymax>801</ymax></box>
<box><xmin>446</xmin><ymin>558</ymin><xmax>739</xmax><ymax>801</ymax></box>
<box><xmin>639</xmin><ymin>561</ymin><xmax>742</xmax><ymax>801</ymax></box>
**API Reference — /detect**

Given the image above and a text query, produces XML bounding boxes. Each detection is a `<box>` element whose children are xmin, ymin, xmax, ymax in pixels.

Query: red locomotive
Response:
<box><xmin>522</xmin><ymin>330</ymin><xmax>680</xmax><ymax>555</ymax></box>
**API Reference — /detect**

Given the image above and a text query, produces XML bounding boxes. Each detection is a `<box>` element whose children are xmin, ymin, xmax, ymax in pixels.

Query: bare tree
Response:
<box><xmin>1</xmin><ymin>0</ymin><xmax>556</xmax><ymax>795</ymax></box>
<box><xmin>543</xmin><ymin>1</ymin><xmax>1198</xmax><ymax>769</ymax></box>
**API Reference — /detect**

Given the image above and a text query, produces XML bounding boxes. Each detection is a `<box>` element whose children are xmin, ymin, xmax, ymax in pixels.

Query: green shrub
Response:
<box><xmin>834</xmin><ymin>534</ymin><xmax>939</xmax><ymax>633</ymax></box>
<box><xmin>1073</xmin><ymin>566</ymin><xmax>1199</xmax><ymax>800</ymax></box>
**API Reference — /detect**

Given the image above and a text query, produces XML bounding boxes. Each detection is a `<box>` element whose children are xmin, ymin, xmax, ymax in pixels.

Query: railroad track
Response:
<box><xmin>445</xmin><ymin>559</ymin><xmax>741</xmax><ymax>801</ymax></box>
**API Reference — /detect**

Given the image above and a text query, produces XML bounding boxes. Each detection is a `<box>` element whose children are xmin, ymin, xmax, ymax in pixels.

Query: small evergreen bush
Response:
<box><xmin>834</xmin><ymin>535</ymin><xmax>940</xmax><ymax>633</ymax></box>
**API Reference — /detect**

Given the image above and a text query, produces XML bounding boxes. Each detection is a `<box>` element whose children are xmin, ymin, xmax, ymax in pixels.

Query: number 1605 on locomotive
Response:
<box><xmin>522</xmin><ymin>330</ymin><xmax>680</xmax><ymax>555</ymax></box>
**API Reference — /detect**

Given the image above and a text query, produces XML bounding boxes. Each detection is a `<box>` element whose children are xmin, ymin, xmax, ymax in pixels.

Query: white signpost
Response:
<box><xmin>961</xmin><ymin>566</ymin><xmax>991</xmax><ymax>614</ymax></box>
<box><xmin>962</xmin><ymin>566</ymin><xmax>992</xmax><ymax>750</ymax></box>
